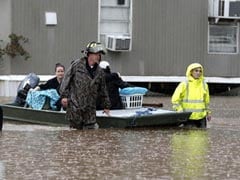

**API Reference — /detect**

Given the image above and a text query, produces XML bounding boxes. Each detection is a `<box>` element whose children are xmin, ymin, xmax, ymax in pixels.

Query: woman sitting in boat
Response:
<box><xmin>28</xmin><ymin>63</ymin><xmax>65</xmax><ymax>111</ymax></box>
<box><xmin>33</xmin><ymin>63</ymin><xmax>65</xmax><ymax>93</ymax></box>
<box><xmin>97</xmin><ymin>61</ymin><xmax>129</xmax><ymax>110</ymax></box>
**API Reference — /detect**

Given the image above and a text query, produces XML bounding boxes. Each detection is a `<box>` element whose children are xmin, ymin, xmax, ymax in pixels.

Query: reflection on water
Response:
<box><xmin>0</xmin><ymin>161</ymin><xmax>5</xmax><ymax>180</ymax></box>
<box><xmin>0</xmin><ymin>96</ymin><xmax>240</xmax><ymax>179</ymax></box>
<box><xmin>171</xmin><ymin>130</ymin><xmax>209</xmax><ymax>179</ymax></box>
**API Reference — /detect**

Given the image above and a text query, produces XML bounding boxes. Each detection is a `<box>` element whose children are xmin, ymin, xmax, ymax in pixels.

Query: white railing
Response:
<box><xmin>0</xmin><ymin>75</ymin><xmax>54</xmax><ymax>97</ymax></box>
<box><xmin>0</xmin><ymin>75</ymin><xmax>240</xmax><ymax>97</ymax></box>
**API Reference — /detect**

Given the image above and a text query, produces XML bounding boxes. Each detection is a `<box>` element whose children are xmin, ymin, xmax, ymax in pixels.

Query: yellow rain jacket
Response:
<box><xmin>171</xmin><ymin>63</ymin><xmax>210</xmax><ymax>120</ymax></box>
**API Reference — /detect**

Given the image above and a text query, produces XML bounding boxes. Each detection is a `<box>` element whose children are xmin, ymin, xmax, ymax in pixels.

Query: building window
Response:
<box><xmin>98</xmin><ymin>0</ymin><xmax>132</xmax><ymax>51</ymax></box>
<box><xmin>208</xmin><ymin>23</ymin><xmax>238</xmax><ymax>54</ymax></box>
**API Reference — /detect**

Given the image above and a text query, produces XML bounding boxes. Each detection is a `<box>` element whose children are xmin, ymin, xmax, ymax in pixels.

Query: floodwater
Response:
<box><xmin>0</xmin><ymin>96</ymin><xmax>240</xmax><ymax>180</ymax></box>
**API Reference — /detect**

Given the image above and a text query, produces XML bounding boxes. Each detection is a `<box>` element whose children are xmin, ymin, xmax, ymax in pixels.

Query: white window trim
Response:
<box><xmin>208</xmin><ymin>22</ymin><xmax>239</xmax><ymax>55</ymax></box>
<box><xmin>97</xmin><ymin>0</ymin><xmax>133</xmax><ymax>42</ymax></box>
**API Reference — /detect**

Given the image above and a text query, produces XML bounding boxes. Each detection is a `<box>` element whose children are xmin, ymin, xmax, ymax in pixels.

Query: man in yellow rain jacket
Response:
<box><xmin>171</xmin><ymin>63</ymin><xmax>211</xmax><ymax>128</ymax></box>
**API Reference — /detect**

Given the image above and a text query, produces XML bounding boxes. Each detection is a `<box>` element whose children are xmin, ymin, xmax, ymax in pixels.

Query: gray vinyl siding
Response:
<box><xmin>10</xmin><ymin>0</ymin><xmax>99</xmax><ymax>75</ymax></box>
<box><xmin>129</xmin><ymin>0</ymin><xmax>208</xmax><ymax>76</ymax></box>
<box><xmin>1</xmin><ymin>0</ymin><xmax>240</xmax><ymax>77</ymax></box>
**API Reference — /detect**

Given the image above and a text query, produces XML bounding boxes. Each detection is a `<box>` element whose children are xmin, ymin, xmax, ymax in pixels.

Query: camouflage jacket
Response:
<box><xmin>60</xmin><ymin>57</ymin><xmax>111</xmax><ymax>111</ymax></box>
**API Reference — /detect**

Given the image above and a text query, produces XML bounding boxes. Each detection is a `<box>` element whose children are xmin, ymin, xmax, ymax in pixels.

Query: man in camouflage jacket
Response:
<box><xmin>60</xmin><ymin>42</ymin><xmax>111</xmax><ymax>129</ymax></box>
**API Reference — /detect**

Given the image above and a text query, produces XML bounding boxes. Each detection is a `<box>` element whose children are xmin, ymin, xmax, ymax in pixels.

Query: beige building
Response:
<box><xmin>0</xmin><ymin>0</ymin><xmax>240</xmax><ymax>96</ymax></box>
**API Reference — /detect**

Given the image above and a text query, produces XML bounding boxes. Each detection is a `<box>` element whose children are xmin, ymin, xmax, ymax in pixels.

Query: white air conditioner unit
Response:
<box><xmin>106</xmin><ymin>35</ymin><xmax>131</xmax><ymax>51</ymax></box>
<box><xmin>209</xmin><ymin>0</ymin><xmax>240</xmax><ymax>18</ymax></box>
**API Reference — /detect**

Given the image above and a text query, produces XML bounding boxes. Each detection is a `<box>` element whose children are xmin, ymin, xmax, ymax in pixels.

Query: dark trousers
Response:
<box><xmin>184</xmin><ymin>118</ymin><xmax>207</xmax><ymax>128</ymax></box>
<box><xmin>0</xmin><ymin>106</ymin><xmax>3</xmax><ymax>131</ymax></box>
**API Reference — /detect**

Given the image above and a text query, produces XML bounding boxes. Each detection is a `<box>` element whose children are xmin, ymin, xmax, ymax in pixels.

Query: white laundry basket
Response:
<box><xmin>120</xmin><ymin>94</ymin><xmax>143</xmax><ymax>109</ymax></box>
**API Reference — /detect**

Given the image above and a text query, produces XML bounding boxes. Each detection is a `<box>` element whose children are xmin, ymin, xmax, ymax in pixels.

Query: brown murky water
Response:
<box><xmin>0</xmin><ymin>96</ymin><xmax>239</xmax><ymax>179</ymax></box>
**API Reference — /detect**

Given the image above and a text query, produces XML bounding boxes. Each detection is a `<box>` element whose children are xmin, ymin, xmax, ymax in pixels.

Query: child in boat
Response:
<box><xmin>97</xmin><ymin>61</ymin><xmax>129</xmax><ymax>110</ymax></box>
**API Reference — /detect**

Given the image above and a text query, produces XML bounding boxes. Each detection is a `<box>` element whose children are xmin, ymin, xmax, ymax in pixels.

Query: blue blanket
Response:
<box><xmin>26</xmin><ymin>89</ymin><xmax>60</xmax><ymax>110</ymax></box>
<box><xmin>120</xmin><ymin>87</ymin><xmax>148</xmax><ymax>95</ymax></box>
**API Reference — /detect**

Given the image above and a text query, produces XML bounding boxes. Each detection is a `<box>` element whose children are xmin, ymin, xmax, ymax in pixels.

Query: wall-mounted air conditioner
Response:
<box><xmin>106</xmin><ymin>35</ymin><xmax>131</xmax><ymax>51</ymax></box>
<box><xmin>209</xmin><ymin>0</ymin><xmax>240</xmax><ymax>18</ymax></box>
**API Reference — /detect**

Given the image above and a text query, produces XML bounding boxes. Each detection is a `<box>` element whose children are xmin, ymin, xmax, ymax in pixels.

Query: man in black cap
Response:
<box><xmin>60</xmin><ymin>42</ymin><xmax>111</xmax><ymax>130</ymax></box>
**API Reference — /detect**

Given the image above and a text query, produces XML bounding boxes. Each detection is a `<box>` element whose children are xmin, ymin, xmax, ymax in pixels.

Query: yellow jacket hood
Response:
<box><xmin>186</xmin><ymin>63</ymin><xmax>204</xmax><ymax>81</ymax></box>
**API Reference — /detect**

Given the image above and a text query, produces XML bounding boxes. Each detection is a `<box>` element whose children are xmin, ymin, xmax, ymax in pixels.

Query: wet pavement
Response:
<box><xmin>0</xmin><ymin>96</ymin><xmax>240</xmax><ymax>179</ymax></box>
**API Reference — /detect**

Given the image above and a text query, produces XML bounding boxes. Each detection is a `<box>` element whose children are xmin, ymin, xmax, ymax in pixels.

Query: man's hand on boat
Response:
<box><xmin>103</xmin><ymin>109</ymin><xmax>110</xmax><ymax>116</ymax></box>
<box><xmin>61</xmin><ymin>98</ymin><xmax>68</xmax><ymax>107</ymax></box>
<box><xmin>61</xmin><ymin>98</ymin><xmax>110</xmax><ymax>116</ymax></box>
<box><xmin>206</xmin><ymin>113</ymin><xmax>211</xmax><ymax>122</ymax></box>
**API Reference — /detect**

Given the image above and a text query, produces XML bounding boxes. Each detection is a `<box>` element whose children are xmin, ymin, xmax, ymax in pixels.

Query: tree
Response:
<box><xmin>0</xmin><ymin>33</ymin><xmax>30</xmax><ymax>60</ymax></box>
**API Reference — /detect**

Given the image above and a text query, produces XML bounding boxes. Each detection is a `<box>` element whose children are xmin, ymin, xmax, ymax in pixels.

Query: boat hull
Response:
<box><xmin>1</xmin><ymin>104</ymin><xmax>191</xmax><ymax>128</ymax></box>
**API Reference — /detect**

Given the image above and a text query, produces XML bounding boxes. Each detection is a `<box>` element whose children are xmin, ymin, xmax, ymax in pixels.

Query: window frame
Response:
<box><xmin>98</xmin><ymin>0</ymin><xmax>132</xmax><ymax>44</ymax></box>
<box><xmin>208</xmin><ymin>22</ymin><xmax>239</xmax><ymax>55</ymax></box>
